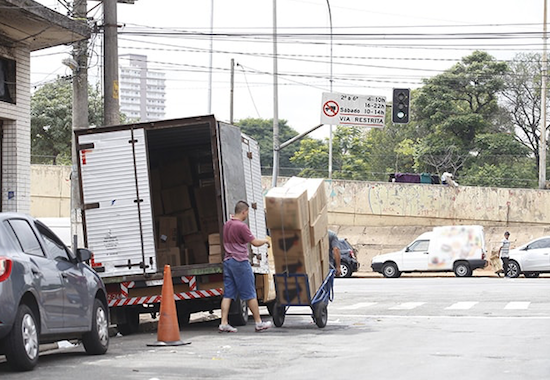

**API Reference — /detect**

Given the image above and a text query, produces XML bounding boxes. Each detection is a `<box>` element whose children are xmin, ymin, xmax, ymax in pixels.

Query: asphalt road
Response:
<box><xmin>1</xmin><ymin>277</ymin><xmax>549</xmax><ymax>380</ymax></box>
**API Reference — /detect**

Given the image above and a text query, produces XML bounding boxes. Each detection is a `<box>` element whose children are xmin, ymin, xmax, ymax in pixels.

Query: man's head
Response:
<box><xmin>504</xmin><ymin>231</ymin><xmax>510</xmax><ymax>238</ymax></box>
<box><xmin>234</xmin><ymin>200</ymin><xmax>249</xmax><ymax>220</ymax></box>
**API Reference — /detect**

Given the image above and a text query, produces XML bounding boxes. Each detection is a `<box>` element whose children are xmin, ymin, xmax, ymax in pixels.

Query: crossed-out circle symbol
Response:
<box><xmin>323</xmin><ymin>100</ymin><xmax>339</xmax><ymax>117</ymax></box>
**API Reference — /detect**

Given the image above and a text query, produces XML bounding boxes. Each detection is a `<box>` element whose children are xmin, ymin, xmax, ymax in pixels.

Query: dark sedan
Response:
<box><xmin>0</xmin><ymin>213</ymin><xmax>109</xmax><ymax>371</ymax></box>
<box><xmin>336</xmin><ymin>238</ymin><xmax>360</xmax><ymax>277</ymax></box>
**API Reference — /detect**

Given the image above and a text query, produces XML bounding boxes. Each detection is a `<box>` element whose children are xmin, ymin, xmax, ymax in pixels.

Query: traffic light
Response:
<box><xmin>392</xmin><ymin>88</ymin><xmax>410</xmax><ymax>124</ymax></box>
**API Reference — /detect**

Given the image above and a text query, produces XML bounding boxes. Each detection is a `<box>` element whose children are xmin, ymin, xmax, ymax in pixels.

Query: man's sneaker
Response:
<box><xmin>255</xmin><ymin>321</ymin><xmax>271</xmax><ymax>332</ymax></box>
<box><xmin>219</xmin><ymin>324</ymin><xmax>237</xmax><ymax>333</ymax></box>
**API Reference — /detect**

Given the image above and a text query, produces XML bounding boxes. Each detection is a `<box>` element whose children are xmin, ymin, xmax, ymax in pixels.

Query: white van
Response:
<box><xmin>371</xmin><ymin>225</ymin><xmax>487</xmax><ymax>278</ymax></box>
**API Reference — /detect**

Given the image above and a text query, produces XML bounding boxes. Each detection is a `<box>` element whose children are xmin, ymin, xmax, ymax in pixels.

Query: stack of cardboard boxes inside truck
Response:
<box><xmin>149</xmin><ymin>150</ymin><xmax>221</xmax><ymax>269</ymax></box>
<box><xmin>265</xmin><ymin>177</ymin><xmax>330</xmax><ymax>305</ymax></box>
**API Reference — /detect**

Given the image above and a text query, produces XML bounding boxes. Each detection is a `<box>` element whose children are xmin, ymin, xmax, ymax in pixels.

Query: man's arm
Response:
<box><xmin>251</xmin><ymin>238</ymin><xmax>270</xmax><ymax>248</ymax></box>
<box><xmin>333</xmin><ymin>246</ymin><xmax>341</xmax><ymax>276</ymax></box>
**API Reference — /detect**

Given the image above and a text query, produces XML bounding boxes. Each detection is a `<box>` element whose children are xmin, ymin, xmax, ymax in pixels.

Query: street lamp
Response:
<box><xmin>326</xmin><ymin>0</ymin><xmax>333</xmax><ymax>179</ymax></box>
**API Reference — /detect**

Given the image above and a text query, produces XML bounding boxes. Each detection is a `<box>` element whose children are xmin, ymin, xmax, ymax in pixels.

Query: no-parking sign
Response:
<box><xmin>321</xmin><ymin>92</ymin><xmax>386</xmax><ymax>128</ymax></box>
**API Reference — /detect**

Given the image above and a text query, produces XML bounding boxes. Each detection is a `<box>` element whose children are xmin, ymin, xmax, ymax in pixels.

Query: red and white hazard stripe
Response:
<box><xmin>108</xmin><ymin>287</ymin><xmax>224</xmax><ymax>307</ymax></box>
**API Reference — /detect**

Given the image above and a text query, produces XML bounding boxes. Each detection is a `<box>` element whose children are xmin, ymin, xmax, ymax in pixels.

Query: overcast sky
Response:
<box><xmin>32</xmin><ymin>0</ymin><xmax>546</xmax><ymax>138</ymax></box>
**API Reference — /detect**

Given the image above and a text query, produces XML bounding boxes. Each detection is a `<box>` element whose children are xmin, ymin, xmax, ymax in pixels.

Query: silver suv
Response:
<box><xmin>0</xmin><ymin>213</ymin><xmax>109</xmax><ymax>371</ymax></box>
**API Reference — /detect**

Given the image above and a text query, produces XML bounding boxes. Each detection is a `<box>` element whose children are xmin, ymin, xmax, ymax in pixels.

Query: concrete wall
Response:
<box><xmin>31</xmin><ymin>169</ymin><xmax>550</xmax><ymax>272</ymax></box>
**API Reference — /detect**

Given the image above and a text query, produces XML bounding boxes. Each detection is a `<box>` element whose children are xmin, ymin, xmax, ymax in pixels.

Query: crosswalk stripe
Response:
<box><xmin>505</xmin><ymin>302</ymin><xmax>530</xmax><ymax>310</ymax></box>
<box><xmin>446</xmin><ymin>302</ymin><xmax>479</xmax><ymax>310</ymax></box>
<box><xmin>339</xmin><ymin>302</ymin><xmax>377</xmax><ymax>310</ymax></box>
<box><xmin>389</xmin><ymin>302</ymin><xmax>425</xmax><ymax>310</ymax></box>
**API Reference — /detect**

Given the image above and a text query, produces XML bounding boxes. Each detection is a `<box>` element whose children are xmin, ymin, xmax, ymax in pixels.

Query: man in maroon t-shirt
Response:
<box><xmin>219</xmin><ymin>200</ymin><xmax>272</xmax><ymax>333</ymax></box>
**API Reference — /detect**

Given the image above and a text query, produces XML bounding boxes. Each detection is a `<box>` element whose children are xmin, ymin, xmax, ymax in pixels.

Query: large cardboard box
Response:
<box><xmin>157</xmin><ymin>216</ymin><xmax>178</xmax><ymax>248</ymax></box>
<box><xmin>274</xmin><ymin>273</ymin><xmax>318</xmax><ymax>305</ymax></box>
<box><xmin>162</xmin><ymin>185</ymin><xmax>191</xmax><ymax>214</ymax></box>
<box><xmin>208</xmin><ymin>233</ymin><xmax>220</xmax><ymax>245</ymax></box>
<box><xmin>176</xmin><ymin>208</ymin><xmax>198</xmax><ymax>235</ymax></box>
<box><xmin>283</xmin><ymin>177</ymin><xmax>327</xmax><ymax>224</ymax></box>
<box><xmin>265</xmin><ymin>187</ymin><xmax>309</xmax><ymax>230</ymax></box>
<box><xmin>184</xmin><ymin>233</ymin><xmax>208</xmax><ymax>264</ymax></box>
<box><xmin>150</xmin><ymin>168</ymin><xmax>164</xmax><ymax>216</ymax></box>
<box><xmin>309</xmin><ymin>205</ymin><xmax>328</xmax><ymax>247</ymax></box>
<box><xmin>194</xmin><ymin>185</ymin><xmax>218</xmax><ymax>219</ymax></box>
<box><xmin>208</xmin><ymin>253</ymin><xmax>222</xmax><ymax>264</ymax></box>
<box><xmin>209</xmin><ymin>244</ymin><xmax>222</xmax><ymax>255</ymax></box>
<box><xmin>318</xmin><ymin>232</ymin><xmax>330</xmax><ymax>279</ymax></box>
<box><xmin>156</xmin><ymin>247</ymin><xmax>181</xmax><ymax>268</ymax></box>
<box><xmin>270</xmin><ymin>228</ymin><xmax>318</xmax><ymax>274</ymax></box>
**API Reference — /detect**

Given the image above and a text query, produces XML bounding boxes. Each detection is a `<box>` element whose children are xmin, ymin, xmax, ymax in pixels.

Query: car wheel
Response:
<box><xmin>4</xmin><ymin>304</ymin><xmax>39</xmax><ymax>371</ymax></box>
<box><xmin>382</xmin><ymin>263</ymin><xmax>401</xmax><ymax>278</ymax></box>
<box><xmin>340</xmin><ymin>262</ymin><xmax>352</xmax><ymax>278</ymax></box>
<box><xmin>507</xmin><ymin>261</ymin><xmax>521</xmax><ymax>278</ymax></box>
<box><xmin>117</xmin><ymin>308</ymin><xmax>140</xmax><ymax>336</ymax></box>
<box><xmin>524</xmin><ymin>272</ymin><xmax>540</xmax><ymax>278</ymax></box>
<box><xmin>228</xmin><ymin>297</ymin><xmax>248</xmax><ymax>326</ymax></box>
<box><xmin>82</xmin><ymin>298</ymin><xmax>109</xmax><ymax>355</ymax></box>
<box><xmin>453</xmin><ymin>262</ymin><xmax>472</xmax><ymax>277</ymax></box>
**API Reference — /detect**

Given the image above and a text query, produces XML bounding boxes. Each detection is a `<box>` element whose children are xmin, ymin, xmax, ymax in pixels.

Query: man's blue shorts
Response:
<box><xmin>223</xmin><ymin>258</ymin><xmax>256</xmax><ymax>301</ymax></box>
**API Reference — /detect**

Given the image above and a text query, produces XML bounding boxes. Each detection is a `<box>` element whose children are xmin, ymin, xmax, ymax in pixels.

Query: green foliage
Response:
<box><xmin>460</xmin><ymin>162</ymin><xmax>537</xmax><ymax>188</ymax></box>
<box><xmin>236</xmin><ymin>118</ymin><xmax>302</xmax><ymax>176</ymax></box>
<box><xmin>31</xmin><ymin>77</ymin><xmax>104</xmax><ymax>164</ymax></box>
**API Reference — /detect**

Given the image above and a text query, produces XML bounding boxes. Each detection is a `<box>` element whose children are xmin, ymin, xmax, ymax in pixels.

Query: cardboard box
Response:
<box><xmin>318</xmin><ymin>232</ymin><xmax>330</xmax><ymax>279</ymax></box>
<box><xmin>270</xmin><ymin>228</ymin><xmax>319</xmax><ymax>274</ymax></box>
<box><xmin>208</xmin><ymin>233</ymin><xmax>220</xmax><ymax>245</ymax></box>
<box><xmin>150</xmin><ymin>168</ymin><xmax>164</xmax><ymax>216</ymax></box>
<box><xmin>209</xmin><ymin>244</ymin><xmax>222</xmax><ymax>255</ymax></box>
<box><xmin>194</xmin><ymin>185</ymin><xmax>218</xmax><ymax>219</ymax></box>
<box><xmin>161</xmin><ymin>185</ymin><xmax>191</xmax><ymax>214</ymax></box>
<box><xmin>208</xmin><ymin>253</ymin><xmax>223</xmax><ymax>263</ymax></box>
<box><xmin>309</xmin><ymin>205</ymin><xmax>328</xmax><ymax>247</ymax></box>
<box><xmin>176</xmin><ymin>209</ymin><xmax>198</xmax><ymax>235</ymax></box>
<box><xmin>160</xmin><ymin>156</ymin><xmax>193</xmax><ymax>188</ymax></box>
<box><xmin>274</xmin><ymin>273</ymin><xmax>317</xmax><ymax>305</ymax></box>
<box><xmin>156</xmin><ymin>247</ymin><xmax>181</xmax><ymax>268</ymax></box>
<box><xmin>283</xmin><ymin>177</ymin><xmax>327</xmax><ymax>224</ymax></box>
<box><xmin>157</xmin><ymin>216</ymin><xmax>178</xmax><ymax>248</ymax></box>
<box><xmin>265</xmin><ymin>187</ymin><xmax>309</xmax><ymax>230</ymax></box>
<box><xmin>184</xmin><ymin>233</ymin><xmax>208</xmax><ymax>264</ymax></box>
<box><xmin>255</xmin><ymin>273</ymin><xmax>271</xmax><ymax>303</ymax></box>
<box><xmin>199</xmin><ymin>216</ymin><xmax>219</xmax><ymax>236</ymax></box>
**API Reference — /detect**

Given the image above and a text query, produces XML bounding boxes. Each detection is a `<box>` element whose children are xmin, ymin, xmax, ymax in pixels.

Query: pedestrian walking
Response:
<box><xmin>490</xmin><ymin>248</ymin><xmax>503</xmax><ymax>277</ymax></box>
<box><xmin>218</xmin><ymin>200</ymin><xmax>272</xmax><ymax>333</ymax></box>
<box><xmin>499</xmin><ymin>231</ymin><xmax>511</xmax><ymax>277</ymax></box>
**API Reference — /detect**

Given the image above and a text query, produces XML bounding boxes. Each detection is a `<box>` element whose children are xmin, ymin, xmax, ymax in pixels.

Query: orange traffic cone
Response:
<box><xmin>148</xmin><ymin>265</ymin><xmax>191</xmax><ymax>346</ymax></box>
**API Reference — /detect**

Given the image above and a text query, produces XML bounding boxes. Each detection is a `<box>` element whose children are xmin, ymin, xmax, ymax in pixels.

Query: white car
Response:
<box><xmin>507</xmin><ymin>236</ymin><xmax>550</xmax><ymax>278</ymax></box>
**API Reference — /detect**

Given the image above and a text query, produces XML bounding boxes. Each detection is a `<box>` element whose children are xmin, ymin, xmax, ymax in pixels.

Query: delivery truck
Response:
<box><xmin>75</xmin><ymin>115</ymin><xmax>273</xmax><ymax>334</ymax></box>
<box><xmin>371</xmin><ymin>225</ymin><xmax>487</xmax><ymax>278</ymax></box>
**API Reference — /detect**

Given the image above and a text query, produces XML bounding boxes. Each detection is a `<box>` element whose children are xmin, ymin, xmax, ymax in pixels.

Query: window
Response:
<box><xmin>408</xmin><ymin>240</ymin><xmax>430</xmax><ymax>252</ymax></box>
<box><xmin>0</xmin><ymin>57</ymin><xmax>16</xmax><ymax>104</ymax></box>
<box><xmin>7</xmin><ymin>219</ymin><xmax>44</xmax><ymax>257</ymax></box>
<box><xmin>528</xmin><ymin>238</ymin><xmax>550</xmax><ymax>250</ymax></box>
<box><xmin>35</xmin><ymin>222</ymin><xmax>72</xmax><ymax>261</ymax></box>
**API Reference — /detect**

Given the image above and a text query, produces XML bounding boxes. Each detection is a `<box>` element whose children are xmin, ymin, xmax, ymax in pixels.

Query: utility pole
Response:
<box><xmin>230</xmin><ymin>58</ymin><xmax>234</xmax><ymax>124</ymax></box>
<box><xmin>104</xmin><ymin>0</ymin><xmax>119</xmax><ymax>125</ymax></box>
<box><xmin>70</xmin><ymin>0</ymin><xmax>89</xmax><ymax>252</ymax></box>
<box><xmin>540</xmin><ymin>0</ymin><xmax>548</xmax><ymax>189</ymax></box>
<box><xmin>271</xmin><ymin>0</ymin><xmax>280</xmax><ymax>188</ymax></box>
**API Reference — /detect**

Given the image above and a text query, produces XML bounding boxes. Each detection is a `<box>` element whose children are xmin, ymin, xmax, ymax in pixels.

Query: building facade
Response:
<box><xmin>0</xmin><ymin>0</ymin><xmax>90</xmax><ymax>213</ymax></box>
<box><xmin>119</xmin><ymin>54</ymin><xmax>166</xmax><ymax>122</ymax></box>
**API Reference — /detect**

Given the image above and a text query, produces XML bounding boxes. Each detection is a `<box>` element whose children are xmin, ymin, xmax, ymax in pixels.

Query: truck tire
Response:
<box><xmin>117</xmin><ymin>308</ymin><xmax>140</xmax><ymax>336</ymax></box>
<box><xmin>228</xmin><ymin>297</ymin><xmax>248</xmax><ymax>326</ymax></box>
<box><xmin>454</xmin><ymin>262</ymin><xmax>472</xmax><ymax>277</ymax></box>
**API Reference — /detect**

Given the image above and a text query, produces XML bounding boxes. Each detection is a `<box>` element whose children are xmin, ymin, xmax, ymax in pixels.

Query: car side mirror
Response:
<box><xmin>76</xmin><ymin>248</ymin><xmax>92</xmax><ymax>263</ymax></box>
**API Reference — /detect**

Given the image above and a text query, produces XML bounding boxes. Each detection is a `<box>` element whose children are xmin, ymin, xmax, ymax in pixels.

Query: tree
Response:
<box><xmin>236</xmin><ymin>118</ymin><xmax>302</xmax><ymax>176</ymax></box>
<box><xmin>31</xmin><ymin>77</ymin><xmax>103</xmax><ymax>164</ymax></box>
<box><xmin>501</xmin><ymin>53</ymin><xmax>548</xmax><ymax>173</ymax></box>
<box><xmin>413</xmin><ymin>51</ymin><xmax>509</xmax><ymax>178</ymax></box>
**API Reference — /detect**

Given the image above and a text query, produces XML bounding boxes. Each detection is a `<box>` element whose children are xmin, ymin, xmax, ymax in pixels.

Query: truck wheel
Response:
<box><xmin>117</xmin><ymin>308</ymin><xmax>140</xmax><ymax>336</ymax></box>
<box><xmin>4</xmin><ymin>304</ymin><xmax>39</xmax><ymax>371</ymax></box>
<box><xmin>454</xmin><ymin>262</ymin><xmax>472</xmax><ymax>277</ymax></box>
<box><xmin>228</xmin><ymin>297</ymin><xmax>248</xmax><ymax>326</ymax></box>
<box><xmin>507</xmin><ymin>261</ymin><xmax>521</xmax><ymax>278</ymax></box>
<box><xmin>82</xmin><ymin>299</ymin><xmax>109</xmax><ymax>355</ymax></box>
<box><xmin>312</xmin><ymin>301</ymin><xmax>328</xmax><ymax>328</ymax></box>
<box><xmin>382</xmin><ymin>263</ymin><xmax>401</xmax><ymax>278</ymax></box>
<box><xmin>272</xmin><ymin>302</ymin><xmax>286</xmax><ymax>327</ymax></box>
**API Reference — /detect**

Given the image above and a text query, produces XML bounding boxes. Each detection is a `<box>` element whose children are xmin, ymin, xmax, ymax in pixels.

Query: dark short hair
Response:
<box><xmin>504</xmin><ymin>231</ymin><xmax>510</xmax><ymax>236</ymax></box>
<box><xmin>235</xmin><ymin>200</ymin><xmax>249</xmax><ymax>214</ymax></box>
